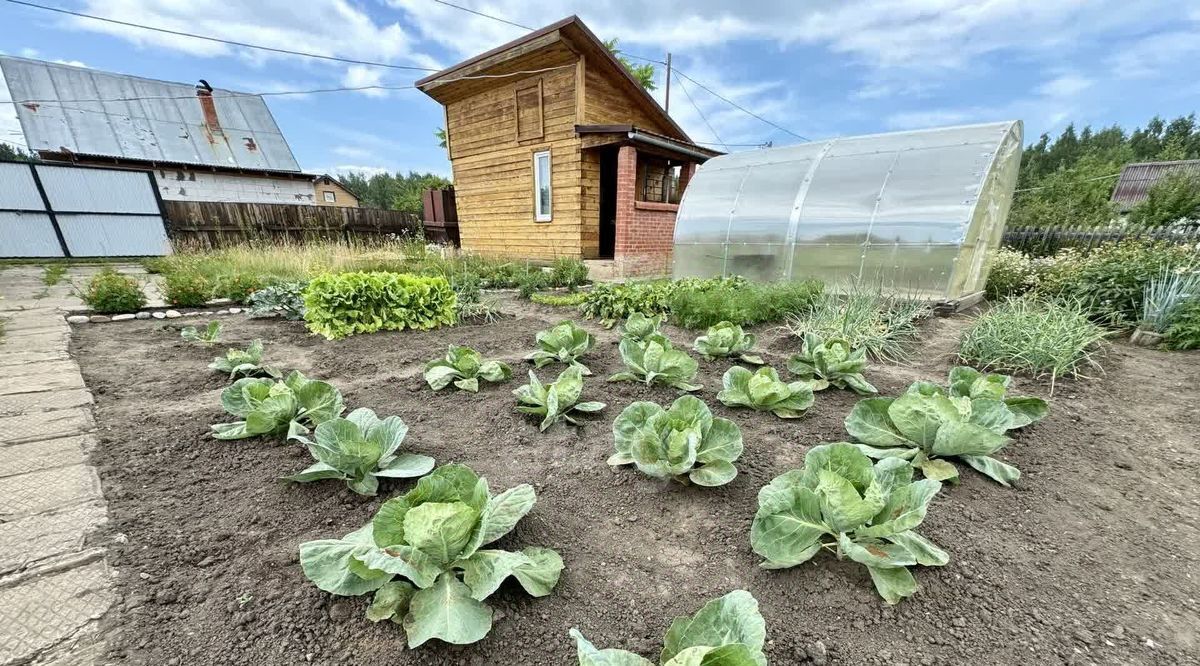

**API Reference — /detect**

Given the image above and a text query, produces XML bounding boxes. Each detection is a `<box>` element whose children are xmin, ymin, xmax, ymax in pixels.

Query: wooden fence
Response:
<box><xmin>1002</xmin><ymin>223</ymin><xmax>1200</xmax><ymax>256</ymax></box>
<box><xmin>163</xmin><ymin>201</ymin><xmax>423</xmax><ymax>248</ymax></box>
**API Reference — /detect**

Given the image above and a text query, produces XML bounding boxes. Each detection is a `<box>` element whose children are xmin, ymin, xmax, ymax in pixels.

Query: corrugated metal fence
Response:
<box><xmin>163</xmin><ymin>200</ymin><xmax>422</xmax><ymax>248</ymax></box>
<box><xmin>1002</xmin><ymin>223</ymin><xmax>1200</xmax><ymax>256</ymax></box>
<box><xmin>0</xmin><ymin>160</ymin><xmax>171</xmax><ymax>257</ymax></box>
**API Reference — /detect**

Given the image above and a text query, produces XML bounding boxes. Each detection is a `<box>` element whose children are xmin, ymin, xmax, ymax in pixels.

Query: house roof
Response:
<box><xmin>0</xmin><ymin>55</ymin><xmax>301</xmax><ymax>173</ymax></box>
<box><xmin>576</xmin><ymin>124</ymin><xmax>721</xmax><ymax>161</ymax></box>
<box><xmin>415</xmin><ymin>16</ymin><xmax>690</xmax><ymax>142</ymax></box>
<box><xmin>1111</xmin><ymin>159</ymin><xmax>1200</xmax><ymax>210</ymax></box>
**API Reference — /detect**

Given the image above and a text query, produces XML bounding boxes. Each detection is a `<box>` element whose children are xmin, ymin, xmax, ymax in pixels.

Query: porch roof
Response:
<box><xmin>575</xmin><ymin>124</ymin><xmax>722</xmax><ymax>162</ymax></box>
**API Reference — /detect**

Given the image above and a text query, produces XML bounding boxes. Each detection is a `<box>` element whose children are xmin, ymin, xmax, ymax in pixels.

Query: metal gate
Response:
<box><xmin>0</xmin><ymin>160</ymin><xmax>171</xmax><ymax>258</ymax></box>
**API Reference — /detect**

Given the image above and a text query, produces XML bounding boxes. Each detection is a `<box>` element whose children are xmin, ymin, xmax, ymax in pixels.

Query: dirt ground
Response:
<box><xmin>71</xmin><ymin>298</ymin><xmax>1200</xmax><ymax>666</ymax></box>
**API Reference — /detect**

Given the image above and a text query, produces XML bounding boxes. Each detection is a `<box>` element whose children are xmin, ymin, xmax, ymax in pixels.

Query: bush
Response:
<box><xmin>1128</xmin><ymin>171</ymin><xmax>1200</xmax><ymax>227</ymax></box>
<box><xmin>786</xmin><ymin>286</ymin><xmax>929</xmax><ymax>362</ymax></box>
<box><xmin>549</xmin><ymin>258</ymin><xmax>588</xmax><ymax>289</ymax></box>
<box><xmin>1165</xmin><ymin>299</ymin><xmax>1200</xmax><ymax>349</ymax></box>
<box><xmin>517</xmin><ymin>271</ymin><xmax>550</xmax><ymax>299</ymax></box>
<box><xmin>959</xmin><ymin>296</ymin><xmax>1108</xmax><ymax>386</ymax></box>
<box><xmin>247</xmin><ymin>281</ymin><xmax>307</xmax><ymax>320</ymax></box>
<box><xmin>214</xmin><ymin>273</ymin><xmax>266</xmax><ymax>304</ymax></box>
<box><xmin>669</xmin><ymin>279</ymin><xmax>823</xmax><ymax>329</ymax></box>
<box><xmin>578</xmin><ymin>277</ymin><xmax>745</xmax><ymax>326</ymax></box>
<box><xmin>303</xmin><ymin>272</ymin><xmax>457</xmax><ymax>339</ymax></box>
<box><xmin>985</xmin><ymin>248</ymin><xmax>1036</xmax><ymax>300</ymax></box>
<box><xmin>162</xmin><ymin>270</ymin><xmax>213</xmax><ymax>307</ymax></box>
<box><xmin>80</xmin><ymin>269</ymin><xmax>145</xmax><ymax>313</ymax></box>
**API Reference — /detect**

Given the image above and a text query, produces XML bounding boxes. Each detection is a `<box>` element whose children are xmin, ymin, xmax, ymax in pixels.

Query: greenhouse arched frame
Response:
<box><xmin>672</xmin><ymin>121</ymin><xmax>1024</xmax><ymax>301</ymax></box>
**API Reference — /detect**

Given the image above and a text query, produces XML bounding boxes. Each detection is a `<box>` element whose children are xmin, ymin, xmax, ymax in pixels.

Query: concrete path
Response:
<box><xmin>0</xmin><ymin>266</ymin><xmax>114</xmax><ymax>666</ymax></box>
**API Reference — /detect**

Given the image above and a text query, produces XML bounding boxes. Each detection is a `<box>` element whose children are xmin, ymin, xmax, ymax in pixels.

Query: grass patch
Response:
<box><xmin>785</xmin><ymin>285</ymin><xmax>930</xmax><ymax>363</ymax></box>
<box><xmin>530</xmin><ymin>291</ymin><xmax>588</xmax><ymax>307</ymax></box>
<box><xmin>958</xmin><ymin>296</ymin><xmax>1108</xmax><ymax>389</ymax></box>
<box><xmin>668</xmin><ymin>280</ymin><xmax>824</xmax><ymax>329</ymax></box>
<box><xmin>41</xmin><ymin>264</ymin><xmax>67</xmax><ymax>286</ymax></box>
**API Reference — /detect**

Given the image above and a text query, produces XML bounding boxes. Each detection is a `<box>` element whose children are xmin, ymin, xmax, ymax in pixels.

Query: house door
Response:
<box><xmin>598</xmin><ymin>147</ymin><xmax>618</xmax><ymax>259</ymax></box>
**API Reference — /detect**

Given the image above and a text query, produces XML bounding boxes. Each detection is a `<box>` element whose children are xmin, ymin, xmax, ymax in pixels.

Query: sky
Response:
<box><xmin>2</xmin><ymin>0</ymin><xmax>1199</xmax><ymax>179</ymax></box>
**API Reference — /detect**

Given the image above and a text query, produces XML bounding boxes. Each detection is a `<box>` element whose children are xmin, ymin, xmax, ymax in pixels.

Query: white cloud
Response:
<box><xmin>1036</xmin><ymin>73</ymin><xmax>1093</xmax><ymax>98</ymax></box>
<box><xmin>332</xmin><ymin>145</ymin><xmax>374</xmax><ymax>160</ymax></box>
<box><xmin>330</xmin><ymin>164</ymin><xmax>390</xmax><ymax>177</ymax></box>
<box><xmin>1109</xmin><ymin>29</ymin><xmax>1200</xmax><ymax>79</ymax></box>
<box><xmin>0</xmin><ymin>69</ymin><xmax>27</xmax><ymax>150</ymax></box>
<box><xmin>341</xmin><ymin>65</ymin><xmax>388</xmax><ymax>97</ymax></box>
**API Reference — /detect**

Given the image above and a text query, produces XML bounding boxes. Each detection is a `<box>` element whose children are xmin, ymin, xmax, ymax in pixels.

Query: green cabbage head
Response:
<box><xmin>514</xmin><ymin>366</ymin><xmax>606</xmax><ymax>431</ymax></box>
<box><xmin>424</xmin><ymin>345</ymin><xmax>512</xmax><ymax>392</ymax></box>
<box><xmin>207</xmin><ymin>339</ymin><xmax>280</xmax><ymax>379</ymax></box>
<box><xmin>609</xmin><ymin>395</ymin><xmax>743</xmax><ymax>486</ymax></box>
<box><xmin>524</xmin><ymin>320</ymin><xmax>596</xmax><ymax>374</ymax></box>
<box><xmin>786</xmin><ymin>332</ymin><xmax>876</xmax><ymax>395</ymax></box>
<box><xmin>609</xmin><ymin>333</ymin><xmax>702</xmax><ymax>392</ymax></box>
<box><xmin>284</xmin><ymin>408</ymin><xmax>435</xmax><ymax>495</ymax></box>
<box><xmin>751</xmin><ymin>443</ymin><xmax>948</xmax><ymax>604</ymax></box>
<box><xmin>571</xmin><ymin>590</ymin><xmax>767</xmax><ymax>666</ymax></box>
<box><xmin>622</xmin><ymin>312</ymin><xmax>664</xmax><ymax>342</ymax></box>
<box><xmin>211</xmin><ymin>370</ymin><xmax>344</xmax><ymax>440</ymax></box>
<box><xmin>693</xmin><ymin>321</ymin><xmax>764</xmax><ymax>365</ymax></box>
<box><xmin>718</xmin><ymin>365</ymin><xmax>814</xmax><ymax>418</ymax></box>
<box><xmin>299</xmin><ymin>464</ymin><xmax>563</xmax><ymax>648</ymax></box>
<box><xmin>844</xmin><ymin>366</ymin><xmax>1048</xmax><ymax>486</ymax></box>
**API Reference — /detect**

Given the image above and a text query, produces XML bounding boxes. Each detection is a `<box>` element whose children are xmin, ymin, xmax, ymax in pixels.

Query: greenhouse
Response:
<box><xmin>672</xmin><ymin>121</ymin><xmax>1024</xmax><ymax>301</ymax></box>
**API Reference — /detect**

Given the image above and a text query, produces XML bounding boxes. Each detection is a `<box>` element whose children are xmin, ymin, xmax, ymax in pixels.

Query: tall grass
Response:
<box><xmin>1141</xmin><ymin>267</ymin><xmax>1200</xmax><ymax>333</ymax></box>
<box><xmin>958</xmin><ymin>296</ymin><xmax>1108</xmax><ymax>391</ymax></box>
<box><xmin>668</xmin><ymin>280</ymin><xmax>824</xmax><ymax>329</ymax></box>
<box><xmin>785</xmin><ymin>285</ymin><xmax>930</xmax><ymax>363</ymax></box>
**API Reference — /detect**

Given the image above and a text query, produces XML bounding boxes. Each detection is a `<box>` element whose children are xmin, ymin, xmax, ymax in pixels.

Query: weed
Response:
<box><xmin>1165</xmin><ymin>299</ymin><xmax>1200</xmax><ymax>350</ymax></box>
<box><xmin>41</xmin><ymin>264</ymin><xmax>67</xmax><ymax>286</ymax></box>
<box><xmin>549</xmin><ymin>257</ymin><xmax>589</xmax><ymax>290</ymax></box>
<box><xmin>162</xmin><ymin>270</ymin><xmax>213</xmax><ymax>307</ymax></box>
<box><xmin>79</xmin><ymin>269</ymin><xmax>146</xmax><ymax>314</ymax></box>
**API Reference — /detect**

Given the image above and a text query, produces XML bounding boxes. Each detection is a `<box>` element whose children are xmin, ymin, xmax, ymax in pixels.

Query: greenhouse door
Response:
<box><xmin>598</xmin><ymin>147</ymin><xmax>618</xmax><ymax>259</ymax></box>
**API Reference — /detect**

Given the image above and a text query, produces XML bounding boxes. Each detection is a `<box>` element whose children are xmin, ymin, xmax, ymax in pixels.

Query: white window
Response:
<box><xmin>323</xmin><ymin>191</ymin><xmax>336</xmax><ymax>203</ymax></box>
<box><xmin>533</xmin><ymin>150</ymin><xmax>552</xmax><ymax>222</ymax></box>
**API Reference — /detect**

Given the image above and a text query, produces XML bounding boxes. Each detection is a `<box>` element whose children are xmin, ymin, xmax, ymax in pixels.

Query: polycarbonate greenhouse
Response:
<box><xmin>672</xmin><ymin>121</ymin><xmax>1023</xmax><ymax>300</ymax></box>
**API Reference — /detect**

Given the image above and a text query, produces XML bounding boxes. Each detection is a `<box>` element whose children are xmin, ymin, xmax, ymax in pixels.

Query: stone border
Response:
<box><xmin>67</xmin><ymin>307</ymin><xmax>246</xmax><ymax>325</ymax></box>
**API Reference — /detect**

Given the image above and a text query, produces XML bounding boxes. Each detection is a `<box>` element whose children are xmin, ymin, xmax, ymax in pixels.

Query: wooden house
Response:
<box><xmin>416</xmin><ymin>16</ymin><xmax>719</xmax><ymax>276</ymax></box>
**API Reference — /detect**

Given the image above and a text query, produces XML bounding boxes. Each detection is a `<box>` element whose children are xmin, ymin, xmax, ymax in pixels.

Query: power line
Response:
<box><xmin>2</xmin><ymin>0</ymin><xmax>439</xmax><ymax>72</ymax></box>
<box><xmin>1013</xmin><ymin>172</ymin><xmax>1122</xmax><ymax>193</ymax></box>
<box><xmin>675</xmin><ymin>73</ymin><xmax>725</xmax><ymax>150</ymax></box>
<box><xmin>430</xmin><ymin>0</ymin><xmax>532</xmax><ymax>30</ymax></box>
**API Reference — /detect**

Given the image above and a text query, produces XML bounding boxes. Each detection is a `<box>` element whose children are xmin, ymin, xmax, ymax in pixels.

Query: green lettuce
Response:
<box><xmin>843</xmin><ymin>367</ymin><xmax>1049</xmax><ymax>486</ymax></box>
<box><xmin>211</xmin><ymin>370</ymin><xmax>344</xmax><ymax>441</ymax></box>
<box><xmin>298</xmin><ymin>464</ymin><xmax>562</xmax><ymax>648</ymax></box>
<box><xmin>751</xmin><ymin>443</ymin><xmax>948</xmax><ymax>604</ymax></box>
<box><xmin>717</xmin><ymin>366</ymin><xmax>814</xmax><ymax>418</ymax></box>
<box><xmin>284</xmin><ymin>408</ymin><xmax>435</xmax><ymax>495</ymax></box>
<box><xmin>622</xmin><ymin>312</ymin><xmax>665</xmax><ymax>342</ymax></box>
<box><xmin>207</xmin><ymin>339</ymin><xmax>280</xmax><ymax>379</ymax></box>
<box><xmin>609</xmin><ymin>334</ymin><xmax>702</xmax><ymax>392</ymax></box>
<box><xmin>570</xmin><ymin>590</ymin><xmax>767</xmax><ymax>666</ymax></box>
<box><xmin>692</xmin><ymin>321</ymin><xmax>764</xmax><ymax>365</ymax></box>
<box><xmin>181</xmin><ymin>320</ymin><xmax>221</xmax><ymax>344</ymax></box>
<box><xmin>424</xmin><ymin>345</ymin><xmax>512</xmax><ymax>392</ymax></box>
<box><xmin>786</xmin><ymin>332</ymin><xmax>876</xmax><ymax>395</ymax></box>
<box><xmin>524</xmin><ymin>320</ymin><xmax>596</xmax><ymax>375</ymax></box>
<box><xmin>609</xmin><ymin>395</ymin><xmax>743</xmax><ymax>486</ymax></box>
<box><xmin>514</xmin><ymin>366</ymin><xmax>606</xmax><ymax>431</ymax></box>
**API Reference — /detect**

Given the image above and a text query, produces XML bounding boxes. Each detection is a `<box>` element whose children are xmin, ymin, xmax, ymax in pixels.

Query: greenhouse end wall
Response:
<box><xmin>671</xmin><ymin>121</ymin><xmax>1024</xmax><ymax>301</ymax></box>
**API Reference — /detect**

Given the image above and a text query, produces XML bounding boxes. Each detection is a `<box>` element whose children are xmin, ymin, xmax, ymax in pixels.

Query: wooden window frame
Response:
<box><xmin>533</xmin><ymin>149</ymin><xmax>552</xmax><ymax>222</ymax></box>
<box><xmin>514</xmin><ymin>80</ymin><xmax>544</xmax><ymax>142</ymax></box>
<box><xmin>323</xmin><ymin>191</ymin><xmax>336</xmax><ymax>203</ymax></box>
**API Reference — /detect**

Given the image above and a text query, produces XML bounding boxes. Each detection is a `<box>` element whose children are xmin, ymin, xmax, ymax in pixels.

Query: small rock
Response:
<box><xmin>135</xmin><ymin>312</ymin><xmax>151</xmax><ymax>320</ymax></box>
<box><xmin>89</xmin><ymin>315</ymin><xmax>111</xmax><ymax>323</ymax></box>
<box><xmin>216</xmin><ymin>309</ymin><xmax>229</xmax><ymax>315</ymax></box>
<box><xmin>67</xmin><ymin>315</ymin><xmax>90</xmax><ymax>324</ymax></box>
<box><xmin>1074</xmin><ymin>628</ymin><xmax>1095</xmax><ymax>644</ymax></box>
<box><xmin>138</xmin><ymin>572</ymin><xmax>152</xmax><ymax>580</ymax></box>
<box><xmin>152</xmin><ymin>312</ymin><xmax>166</xmax><ymax>319</ymax></box>
<box><xmin>808</xmin><ymin>640</ymin><xmax>828</xmax><ymax>666</ymax></box>
<box><xmin>112</xmin><ymin>313</ymin><xmax>135</xmax><ymax>321</ymax></box>
<box><xmin>155</xmin><ymin>589</ymin><xmax>177</xmax><ymax>605</ymax></box>
<box><xmin>229</xmin><ymin>307</ymin><xmax>242</xmax><ymax>314</ymax></box>
<box><xmin>328</xmin><ymin>602</ymin><xmax>354</xmax><ymax>622</ymax></box>
<box><xmin>197</xmin><ymin>555</ymin><xmax>216</xmax><ymax>567</ymax></box>
<box><xmin>952</xmin><ymin>617</ymin><xmax>967</xmax><ymax>628</ymax></box>
<box><xmin>1114</xmin><ymin>460</ymin><xmax>1133</xmax><ymax>470</ymax></box>
<box><xmin>164</xmin><ymin>310</ymin><xmax>181</xmax><ymax>319</ymax></box>
<box><xmin>1107</xmin><ymin>625</ymin><xmax>1125</xmax><ymax>639</ymax></box>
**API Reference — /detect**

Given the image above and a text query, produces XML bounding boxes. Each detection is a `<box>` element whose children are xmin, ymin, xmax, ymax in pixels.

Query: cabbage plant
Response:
<box><xmin>609</xmin><ymin>334</ymin><xmax>702</xmax><ymax>391</ymax></box>
<box><xmin>692</xmin><ymin>321</ymin><xmax>764</xmax><ymax>365</ymax></box>
<box><xmin>299</xmin><ymin>464</ymin><xmax>562</xmax><ymax>648</ymax></box>
<box><xmin>514</xmin><ymin>366</ymin><xmax>606</xmax><ymax>431</ymax></box>
<box><xmin>571</xmin><ymin>590</ymin><xmax>767</xmax><ymax>665</ymax></box>
<box><xmin>284</xmin><ymin>408</ymin><xmax>435</xmax><ymax>495</ymax></box>
<box><xmin>208</xmin><ymin>339</ymin><xmax>279</xmax><ymax>379</ymax></box>
<box><xmin>844</xmin><ymin>366</ymin><xmax>1049</xmax><ymax>486</ymax></box>
<box><xmin>524</xmin><ymin>320</ymin><xmax>596</xmax><ymax>374</ymax></box>
<box><xmin>751</xmin><ymin>443</ymin><xmax>947</xmax><ymax>604</ymax></box>
<box><xmin>622</xmin><ymin>312</ymin><xmax>664</xmax><ymax>342</ymax></box>
<box><xmin>181</xmin><ymin>320</ymin><xmax>221</xmax><ymax>344</ymax></box>
<box><xmin>424</xmin><ymin>345</ymin><xmax>512</xmax><ymax>392</ymax></box>
<box><xmin>718</xmin><ymin>366</ymin><xmax>814</xmax><ymax>418</ymax></box>
<box><xmin>211</xmin><ymin>370</ymin><xmax>344</xmax><ymax>440</ymax></box>
<box><xmin>609</xmin><ymin>395</ymin><xmax>743</xmax><ymax>486</ymax></box>
<box><xmin>786</xmin><ymin>332</ymin><xmax>876</xmax><ymax>395</ymax></box>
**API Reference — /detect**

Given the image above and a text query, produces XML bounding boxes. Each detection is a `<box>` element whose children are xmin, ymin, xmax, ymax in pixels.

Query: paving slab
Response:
<box><xmin>0</xmin><ymin>372</ymin><xmax>85</xmax><ymax>397</ymax></box>
<box><xmin>0</xmin><ymin>465</ymin><xmax>102</xmax><ymax>521</ymax></box>
<box><xmin>0</xmin><ymin>350</ymin><xmax>70</xmax><ymax>368</ymax></box>
<box><xmin>0</xmin><ymin>410</ymin><xmax>94</xmax><ymax>446</ymax></box>
<box><xmin>0</xmin><ymin>503</ymin><xmax>106</xmax><ymax>576</ymax></box>
<box><xmin>0</xmin><ymin>560</ymin><xmax>114</xmax><ymax>666</ymax></box>
<box><xmin>0</xmin><ymin>436</ymin><xmax>92</xmax><ymax>478</ymax></box>
<box><xmin>0</xmin><ymin>390</ymin><xmax>93</xmax><ymax>418</ymax></box>
<box><xmin>0</xmin><ymin>359</ymin><xmax>81</xmax><ymax>380</ymax></box>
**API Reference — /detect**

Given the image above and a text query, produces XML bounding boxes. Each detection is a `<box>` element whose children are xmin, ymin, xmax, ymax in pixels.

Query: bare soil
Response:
<box><xmin>72</xmin><ymin>299</ymin><xmax>1200</xmax><ymax>665</ymax></box>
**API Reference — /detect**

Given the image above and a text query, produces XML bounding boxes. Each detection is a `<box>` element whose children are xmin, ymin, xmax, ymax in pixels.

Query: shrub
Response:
<box><xmin>1128</xmin><ymin>171</ymin><xmax>1200</xmax><ymax>227</ymax></box>
<box><xmin>214</xmin><ymin>273</ymin><xmax>266</xmax><ymax>303</ymax></box>
<box><xmin>609</xmin><ymin>333</ymin><xmax>702</xmax><ymax>391</ymax></box>
<box><xmin>609</xmin><ymin>395</ymin><xmax>743</xmax><ymax>486</ymax></box>
<box><xmin>959</xmin><ymin>296</ymin><xmax>1107</xmax><ymax>386</ymax></box>
<box><xmin>985</xmin><ymin>248</ymin><xmax>1036</xmax><ymax>300</ymax></box>
<box><xmin>299</xmin><ymin>464</ymin><xmax>562</xmax><ymax>647</ymax></box>
<box><xmin>529</xmin><ymin>291</ymin><xmax>587</xmax><ymax>307</ymax></box>
<box><xmin>79</xmin><ymin>268</ymin><xmax>145</xmax><ymax>313</ymax></box>
<box><xmin>549</xmin><ymin>257</ymin><xmax>588</xmax><ymax>289</ymax></box>
<box><xmin>247</xmin><ymin>281</ymin><xmax>308</xmax><ymax>320</ymax></box>
<box><xmin>516</xmin><ymin>270</ymin><xmax>550</xmax><ymax>299</ymax></box>
<box><xmin>303</xmin><ymin>272</ymin><xmax>457</xmax><ymax>340</ymax></box>
<box><xmin>786</xmin><ymin>286</ymin><xmax>929</xmax><ymax>363</ymax></box>
<box><xmin>668</xmin><ymin>279</ymin><xmax>822</xmax><ymax>329</ymax></box>
<box><xmin>162</xmin><ymin>270</ymin><xmax>213</xmax><ymax>307</ymax></box>
<box><xmin>284</xmin><ymin>408</ymin><xmax>434</xmax><ymax>496</ymax></box>
<box><xmin>1165</xmin><ymin>299</ymin><xmax>1200</xmax><ymax>349</ymax></box>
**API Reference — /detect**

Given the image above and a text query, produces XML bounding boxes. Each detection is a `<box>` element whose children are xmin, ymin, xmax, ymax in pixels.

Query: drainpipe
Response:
<box><xmin>626</xmin><ymin>130</ymin><xmax>713</xmax><ymax>163</ymax></box>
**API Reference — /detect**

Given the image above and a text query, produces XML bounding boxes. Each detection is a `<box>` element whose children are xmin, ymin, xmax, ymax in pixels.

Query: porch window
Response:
<box><xmin>533</xmin><ymin>150</ymin><xmax>552</xmax><ymax>221</ymax></box>
<box><xmin>638</xmin><ymin>160</ymin><xmax>683</xmax><ymax>204</ymax></box>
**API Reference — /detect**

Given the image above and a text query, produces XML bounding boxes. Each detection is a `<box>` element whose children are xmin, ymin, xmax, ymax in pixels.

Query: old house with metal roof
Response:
<box><xmin>416</xmin><ymin>16</ymin><xmax>719</xmax><ymax>276</ymax></box>
<box><xmin>0</xmin><ymin>56</ymin><xmax>334</xmax><ymax>206</ymax></box>
<box><xmin>1111</xmin><ymin>159</ymin><xmax>1200</xmax><ymax>211</ymax></box>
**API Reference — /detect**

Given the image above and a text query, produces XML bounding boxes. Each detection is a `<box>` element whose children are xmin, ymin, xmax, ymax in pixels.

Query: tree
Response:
<box><xmin>1128</xmin><ymin>171</ymin><xmax>1200</xmax><ymax>226</ymax></box>
<box><xmin>336</xmin><ymin>170</ymin><xmax>452</xmax><ymax>216</ymax></box>
<box><xmin>435</xmin><ymin>127</ymin><xmax>447</xmax><ymax>150</ymax></box>
<box><xmin>603</xmin><ymin>38</ymin><xmax>656</xmax><ymax>91</ymax></box>
<box><xmin>0</xmin><ymin>143</ymin><xmax>34</xmax><ymax>161</ymax></box>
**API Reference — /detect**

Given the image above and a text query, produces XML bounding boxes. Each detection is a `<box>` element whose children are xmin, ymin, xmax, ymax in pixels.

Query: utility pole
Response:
<box><xmin>664</xmin><ymin>52</ymin><xmax>672</xmax><ymax>114</ymax></box>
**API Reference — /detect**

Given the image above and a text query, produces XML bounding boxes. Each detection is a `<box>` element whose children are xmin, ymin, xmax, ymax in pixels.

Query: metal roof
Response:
<box><xmin>0</xmin><ymin>56</ymin><xmax>301</xmax><ymax>173</ymax></box>
<box><xmin>1111</xmin><ymin>159</ymin><xmax>1200</xmax><ymax>210</ymax></box>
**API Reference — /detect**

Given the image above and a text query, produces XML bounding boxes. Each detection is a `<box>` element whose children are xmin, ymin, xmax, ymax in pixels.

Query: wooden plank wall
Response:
<box><xmin>582</xmin><ymin>65</ymin><xmax>676</xmax><ymax>135</ymax></box>
<box><xmin>580</xmin><ymin>149</ymin><xmax>601</xmax><ymax>258</ymax></box>
<box><xmin>445</xmin><ymin>43</ymin><xmax>583</xmax><ymax>260</ymax></box>
<box><xmin>163</xmin><ymin>200</ymin><xmax>421</xmax><ymax>248</ymax></box>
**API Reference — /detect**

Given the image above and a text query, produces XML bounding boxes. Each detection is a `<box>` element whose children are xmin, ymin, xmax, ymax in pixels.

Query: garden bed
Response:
<box><xmin>73</xmin><ymin>301</ymin><xmax>1200</xmax><ymax>665</ymax></box>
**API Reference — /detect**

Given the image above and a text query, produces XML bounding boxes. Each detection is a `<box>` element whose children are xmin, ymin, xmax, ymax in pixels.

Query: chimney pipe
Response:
<box><xmin>196</xmin><ymin>80</ymin><xmax>222</xmax><ymax>135</ymax></box>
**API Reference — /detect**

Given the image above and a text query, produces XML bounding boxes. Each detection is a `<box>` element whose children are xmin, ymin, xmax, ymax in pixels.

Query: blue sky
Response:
<box><xmin>2</xmin><ymin>0</ymin><xmax>1199</xmax><ymax>179</ymax></box>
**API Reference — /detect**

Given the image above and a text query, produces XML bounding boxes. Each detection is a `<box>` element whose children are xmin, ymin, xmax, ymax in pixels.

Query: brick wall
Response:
<box><xmin>613</xmin><ymin>145</ymin><xmax>691</xmax><ymax>278</ymax></box>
